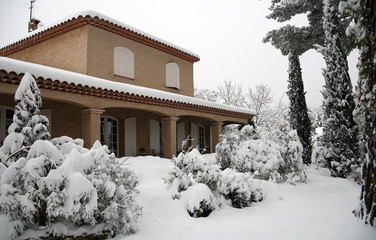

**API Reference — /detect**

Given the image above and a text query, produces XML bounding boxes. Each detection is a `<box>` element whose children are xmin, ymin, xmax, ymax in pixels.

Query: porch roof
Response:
<box><xmin>0</xmin><ymin>57</ymin><xmax>255</xmax><ymax>118</ymax></box>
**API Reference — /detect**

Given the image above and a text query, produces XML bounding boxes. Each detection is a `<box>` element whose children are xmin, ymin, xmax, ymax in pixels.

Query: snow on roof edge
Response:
<box><xmin>0</xmin><ymin>57</ymin><xmax>255</xmax><ymax>116</ymax></box>
<box><xmin>0</xmin><ymin>10</ymin><xmax>200</xmax><ymax>60</ymax></box>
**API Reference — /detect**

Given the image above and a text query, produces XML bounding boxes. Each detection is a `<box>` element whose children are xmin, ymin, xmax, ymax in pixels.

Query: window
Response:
<box><xmin>166</xmin><ymin>62</ymin><xmax>180</xmax><ymax>89</ymax></box>
<box><xmin>100</xmin><ymin>116</ymin><xmax>118</xmax><ymax>156</ymax></box>
<box><xmin>0</xmin><ymin>106</ymin><xmax>14</xmax><ymax>146</ymax></box>
<box><xmin>198</xmin><ymin>125</ymin><xmax>205</xmax><ymax>152</ymax></box>
<box><xmin>114</xmin><ymin>47</ymin><xmax>135</xmax><ymax>79</ymax></box>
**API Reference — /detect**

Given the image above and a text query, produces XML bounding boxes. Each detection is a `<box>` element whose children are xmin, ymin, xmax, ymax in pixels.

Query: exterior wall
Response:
<box><xmin>42</xmin><ymin>100</ymin><xmax>82</xmax><ymax>139</ymax></box>
<box><xmin>86</xmin><ymin>26</ymin><xmax>194</xmax><ymax>97</ymax></box>
<box><xmin>7</xmin><ymin>26</ymin><xmax>89</xmax><ymax>75</ymax></box>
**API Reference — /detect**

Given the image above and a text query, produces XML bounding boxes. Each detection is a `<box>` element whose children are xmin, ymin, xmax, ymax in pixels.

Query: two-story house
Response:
<box><xmin>0</xmin><ymin>11</ymin><xmax>254</xmax><ymax>158</ymax></box>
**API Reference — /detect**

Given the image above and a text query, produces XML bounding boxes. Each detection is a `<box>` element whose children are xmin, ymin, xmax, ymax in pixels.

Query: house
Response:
<box><xmin>0</xmin><ymin>11</ymin><xmax>255</xmax><ymax>158</ymax></box>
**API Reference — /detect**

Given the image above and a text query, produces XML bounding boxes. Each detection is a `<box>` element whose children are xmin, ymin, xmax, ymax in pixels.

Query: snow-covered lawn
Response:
<box><xmin>1</xmin><ymin>155</ymin><xmax>375</xmax><ymax>240</ymax></box>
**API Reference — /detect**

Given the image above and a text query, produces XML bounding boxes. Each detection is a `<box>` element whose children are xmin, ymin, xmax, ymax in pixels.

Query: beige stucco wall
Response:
<box><xmin>7</xmin><ymin>24</ymin><xmax>195</xmax><ymax>97</ymax></box>
<box><xmin>42</xmin><ymin>100</ymin><xmax>82</xmax><ymax>139</ymax></box>
<box><xmin>86</xmin><ymin>25</ymin><xmax>194</xmax><ymax>97</ymax></box>
<box><xmin>8</xmin><ymin>26</ymin><xmax>89</xmax><ymax>75</ymax></box>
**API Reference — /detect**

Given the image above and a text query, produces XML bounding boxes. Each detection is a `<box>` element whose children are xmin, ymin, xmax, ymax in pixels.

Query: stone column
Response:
<box><xmin>211</xmin><ymin>121</ymin><xmax>223</xmax><ymax>153</ymax></box>
<box><xmin>82</xmin><ymin>108</ymin><xmax>105</xmax><ymax>149</ymax></box>
<box><xmin>162</xmin><ymin>116</ymin><xmax>179</xmax><ymax>159</ymax></box>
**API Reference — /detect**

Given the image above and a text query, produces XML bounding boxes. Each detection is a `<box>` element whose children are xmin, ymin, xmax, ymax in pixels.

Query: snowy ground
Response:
<box><xmin>1</xmin><ymin>154</ymin><xmax>375</xmax><ymax>240</ymax></box>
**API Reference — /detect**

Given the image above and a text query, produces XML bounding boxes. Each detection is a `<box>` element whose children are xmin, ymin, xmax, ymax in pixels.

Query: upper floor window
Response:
<box><xmin>166</xmin><ymin>62</ymin><xmax>180</xmax><ymax>89</ymax></box>
<box><xmin>114</xmin><ymin>47</ymin><xmax>135</xmax><ymax>79</ymax></box>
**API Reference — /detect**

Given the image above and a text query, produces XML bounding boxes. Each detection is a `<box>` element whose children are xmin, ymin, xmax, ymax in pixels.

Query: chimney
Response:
<box><xmin>28</xmin><ymin>18</ymin><xmax>40</xmax><ymax>32</ymax></box>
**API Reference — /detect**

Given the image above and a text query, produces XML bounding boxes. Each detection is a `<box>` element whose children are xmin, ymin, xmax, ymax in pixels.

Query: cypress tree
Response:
<box><xmin>318</xmin><ymin>0</ymin><xmax>359</xmax><ymax>178</ymax></box>
<box><xmin>264</xmin><ymin>25</ymin><xmax>313</xmax><ymax>164</ymax></box>
<box><xmin>342</xmin><ymin>0</ymin><xmax>376</xmax><ymax>226</ymax></box>
<box><xmin>287</xmin><ymin>54</ymin><xmax>312</xmax><ymax>164</ymax></box>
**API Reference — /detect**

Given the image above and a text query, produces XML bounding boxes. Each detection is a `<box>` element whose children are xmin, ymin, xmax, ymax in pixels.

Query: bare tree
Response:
<box><xmin>217</xmin><ymin>80</ymin><xmax>245</xmax><ymax>107</ymax></box>
<box><xmin>245</xmin><ymin>84</ymin><xmax>273</xmax><ymax>126</ymax></box>
<box><xmin>194</xmin><ymin>88</ymin><xmax>219</xmax><ymax>103</ymax></box>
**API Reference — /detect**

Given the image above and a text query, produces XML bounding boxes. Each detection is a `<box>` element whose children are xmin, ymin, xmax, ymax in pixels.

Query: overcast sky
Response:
<box><xmin>0</xmin><ymin>0</ymin><xmax>359</xmax><ymax>108</ymax></box>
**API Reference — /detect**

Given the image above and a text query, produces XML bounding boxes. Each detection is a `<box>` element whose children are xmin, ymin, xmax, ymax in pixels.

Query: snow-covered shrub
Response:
<box><xmin>219</xmin><ymin>169</ymin><xmax>263</xmax><ymax>208</ymax></box>
<box><xmin>312</xmin><ymin>133</ymin><xmax>361</xmax><ymax>183</ymax></box>
<box><xmin>216</xmin><ymin>123</ymin><xmax>307</xmax><ymax>184</ymax></box>
<box><xmin>215</xmin><ymin>124</ymin><xmax>242</xmax><ymax>170</ymax></box>
<box><xmin>0</xmin><ymin>133</ymin><xmax>24</xmax><ymax>166</ymax></box>
<box><xmin>0</xmin><ymin>140</ymin><xmax>141</xmax><ymax>239</ymax></box>
<box><xmin>216</xmin><ymin>124</ymin><xmax>263</xmax><ymax>171</ymax></box>
<box><xmin>164</xmin><ymin>148</ymin><xmax>221</xmax><ymax>216</ymax></box>
<box><xmin>165</xmin><ymin>148</ymin><xmax>221</xmax><ymax>194</ymax></box>
<box><xmin>181</xmin><ymin>183</ymin><xmax>218</xmax><ymax>218</ymax></box>
<box><xmin>50</xmin><ymin>136</ymin><xmax>86</xmax><ymax>155</ymax></box>
<box><xmin>234</xmin><ymin>139</ymin><xmax>284</xmax><ymax>181</ymax></box>
<box><xmin>262</xmin><ymin>121</ymin><xmax>307</xmax><ymax>183</ymax></box>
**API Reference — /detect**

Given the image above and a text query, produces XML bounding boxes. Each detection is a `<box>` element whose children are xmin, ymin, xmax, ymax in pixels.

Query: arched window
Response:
<box><xmin>166</xmin><ymin>62</ymin><xmax>180</xmax><ymax>89</ymax></box>
<box><xmin>114</xmin><ymin>47</ymin><xmax>135</xmax><ymax>79</ymax></box>
<box><xmin>100</xmin><ymin>116</ymin><xmax>118</xmax><ymax>156</ymax></box>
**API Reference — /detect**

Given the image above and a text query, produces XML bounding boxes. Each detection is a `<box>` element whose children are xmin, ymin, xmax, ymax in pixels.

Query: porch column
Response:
<box><xmin>82</xmin><ymin>108</ymin><xmax>105</xmax><ymax>149</ymax></box>
<box><xmin>162</xmin><ymin>116</ymin><xmax>179</xmax><ymax>159</ymax></box>
<box><xmin>211</xmin><ymin>121</ymin><xmax>223</xmax><ymax>153</ymax></box>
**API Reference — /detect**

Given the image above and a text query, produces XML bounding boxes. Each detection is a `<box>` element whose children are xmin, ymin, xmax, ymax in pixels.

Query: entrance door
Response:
<box><xmin>124</xmin><ymin>117</ymin><xmax>136</xmax><ymax>156</ymax></box>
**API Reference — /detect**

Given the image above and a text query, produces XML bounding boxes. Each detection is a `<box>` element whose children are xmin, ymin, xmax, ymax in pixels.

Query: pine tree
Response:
<box><xmin>341</xmin><ymin>0</ymin><xmax>376</xmax><ymax>226</ymax></box>
<box><xmin>0</xmin><ymin>72</ymin><xmax>50</xmax><ymax>164</ymax></box>
<box><xmin>287</xmin><ymin>54</ymin><xmax>312</xmax><ymax>164</ymax></box>
<box><xmin>319</xmin><ymin>0</ymin><xmax>359</xmax><ymax>178</ymax></box>
<box><xmin>8</xmin><ymin>72</ymin><xmax>42</xmax><ymax>134</ymax></box>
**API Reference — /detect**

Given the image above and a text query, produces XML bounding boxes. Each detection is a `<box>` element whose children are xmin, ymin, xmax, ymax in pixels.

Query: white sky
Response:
<box><xmin>0</xmin><ymin>0</ymin><xmax>359</xmax><ymax>108</ymax></box>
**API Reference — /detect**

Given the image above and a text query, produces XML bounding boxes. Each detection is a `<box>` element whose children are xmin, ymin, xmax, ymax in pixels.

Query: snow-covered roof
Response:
<box><xmin>0</xmin><ymin>57</ymin><xmax>255</xmax><ymax>116</ymax></box>
<box><xmin>0</xmin><ymin>10</ymin><xmax>199</xmax><ymax>61</ymax></box>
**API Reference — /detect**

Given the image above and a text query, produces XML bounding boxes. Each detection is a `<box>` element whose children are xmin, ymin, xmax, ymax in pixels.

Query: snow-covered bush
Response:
<box><xmin>165</xmin><ymin>148</ymin><xmax>264</xmax><ymax>212</ymax></box>
<box><xmin>312</xmin><ymin>136</ymin><xmax>361</xmax><ymax>183</ymax></box>
<box><xmin>181</xmin><ymin>183</ymin><xmax>218</xmax><ymax>218</ymax></box>
<box><xmin>0</xmin><ymin>139</ymin><xmax>141</xmax><ymax>239</ymax></box>
<box><xmin>262</xmin><ymin>121</ymin><xmax>307</xmax><ymax>183</ymax></box>
<box><xmin>216</xmin><ymin>123</ymin><xmax>307</xmax><ymax>184</ymax></box>
<box><xmin>164</xmin><ymin>148</ymin><xmax>220</xmax><ymax>216</ymax></box>
<box><xmin>219</xmin><ymin>169</ymin><xmax>263</xmax><ymax>208</ymax></box>
<box><xmin>165</xmin><ymin>148</ymin><xmax>221</xmax><ymax>195</ymax></box>
<box><xmin>234</xmin><ymin>139</ymin><xmax>284</xmax><ymax>181</ymax></box>
<box><xmin>215</xmin><ymin>124</ymin><xmax>242</xmax><ymax>170</ymax></box>
<box><xmin>0</xmin><ymin>133</ymin><xmax>24</xmax><ymax>166</ymax></box>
